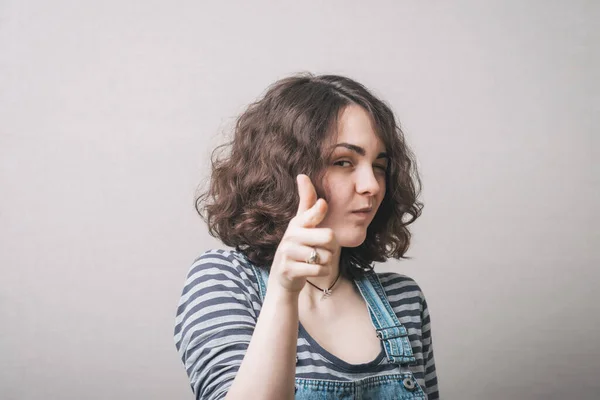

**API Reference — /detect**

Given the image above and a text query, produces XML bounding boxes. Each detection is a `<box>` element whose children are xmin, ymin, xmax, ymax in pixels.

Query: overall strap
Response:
<box><xmin>249</xmin><ymin>264</ymin><xmax>269</xmax><ymax>302</ymax></box>
<box><xmin>354</xmin><ymin>272</ymin><xmax>416</xmax><ymax>365</ymax></box>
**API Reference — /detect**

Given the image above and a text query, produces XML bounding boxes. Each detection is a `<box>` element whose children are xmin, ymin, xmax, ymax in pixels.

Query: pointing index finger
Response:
<box><xmin>296</xmin><ymin>174</ymin><xmax>317</xmax><ymax>216</ymax></box>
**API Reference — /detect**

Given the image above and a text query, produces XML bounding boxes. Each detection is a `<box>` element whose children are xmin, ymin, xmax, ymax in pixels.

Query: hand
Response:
<box><xmin>268</xmin><ymin>174</ymin><xmax>338</xmax><ymax>295</ymax></box>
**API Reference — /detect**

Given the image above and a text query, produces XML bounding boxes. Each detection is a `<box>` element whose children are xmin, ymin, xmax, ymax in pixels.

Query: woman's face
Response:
<box><xmin>319</xmin><ymin>104</ymin><xmax>388</xmax><ymax>247</ymax></box>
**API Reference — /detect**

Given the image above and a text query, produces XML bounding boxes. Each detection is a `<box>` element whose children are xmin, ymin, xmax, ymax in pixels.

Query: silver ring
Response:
<box><xmin>307</xmin><ymin>247</ymin><xmax>319</xmax><ymax>264</ymax></box>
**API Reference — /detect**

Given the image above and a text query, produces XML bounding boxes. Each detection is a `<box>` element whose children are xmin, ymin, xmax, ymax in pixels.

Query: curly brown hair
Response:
<box><xmin>195</xmin><ymin>72</ymin><xmax>423</xmax><ymax>280</ymax></box>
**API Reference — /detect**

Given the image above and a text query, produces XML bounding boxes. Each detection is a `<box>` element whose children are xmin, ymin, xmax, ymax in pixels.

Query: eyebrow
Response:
<box><xmin>333</xmin><ymin>143</ymin><xmax>389</xmax><ymax>160</ymax></box>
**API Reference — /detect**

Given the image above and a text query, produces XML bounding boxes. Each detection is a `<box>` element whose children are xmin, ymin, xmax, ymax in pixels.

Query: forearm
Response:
<box><xmin>225</xmin><ymin>286</ymin><xmax>299</xmax><ymax>400</ymax></box>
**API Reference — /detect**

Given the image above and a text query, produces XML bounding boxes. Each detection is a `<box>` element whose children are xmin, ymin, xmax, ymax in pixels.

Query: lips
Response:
<box><xmin>350</xmin><ymin>210</ymin><xmax>371</xmax><ymax>220</ymax></box>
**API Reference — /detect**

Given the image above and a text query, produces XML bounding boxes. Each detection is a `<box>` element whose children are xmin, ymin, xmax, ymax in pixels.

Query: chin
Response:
<box><xmin>337</xmin><ymin>231</ymin><xmax>368</xmax><ymax>248</ymax></box>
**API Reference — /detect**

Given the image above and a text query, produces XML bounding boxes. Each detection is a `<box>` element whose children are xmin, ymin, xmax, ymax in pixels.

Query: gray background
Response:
<box><xmin>1</xmin><ymin>1</ymin><xmax>598</xmax><ymax>399</ymax></box>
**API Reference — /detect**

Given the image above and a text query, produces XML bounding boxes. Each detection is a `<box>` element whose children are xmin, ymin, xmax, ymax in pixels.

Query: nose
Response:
<box><xmin>355</xmin><ymin>166</ymin><xmax>383</xmax><ymax>197</ymax></box>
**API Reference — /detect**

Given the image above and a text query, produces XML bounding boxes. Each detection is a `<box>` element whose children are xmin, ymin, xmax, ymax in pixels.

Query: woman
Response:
<box><xmin>174</xmin><ymin>73</ymin><xmax>439</xmax><ymax>399</ymax></box>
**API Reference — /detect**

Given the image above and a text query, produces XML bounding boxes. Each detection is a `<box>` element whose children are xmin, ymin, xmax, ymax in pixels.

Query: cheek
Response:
<box><xmin>325</xmin><ymin>183</ymin><xmax>350</xmax><ymax>205</ymax></box>
<box><xmin>322</xmin><ymin>179</ymin><xmax>340</xmax><ymax>201</ymax></box>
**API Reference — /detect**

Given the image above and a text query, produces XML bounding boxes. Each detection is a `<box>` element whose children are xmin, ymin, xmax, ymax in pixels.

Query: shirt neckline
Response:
<box><xmin>297</xmin><ymin>275</ymin><xmax>387</xmax><ymax>373</ymax></box>
<box><xmin>297</xmin><ymin>321</ymin><xmax>386</xmax><ymax>372</ymax></box>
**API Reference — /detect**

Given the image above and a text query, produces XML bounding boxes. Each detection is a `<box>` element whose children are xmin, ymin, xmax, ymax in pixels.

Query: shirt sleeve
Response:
<box><xmin>173</xmin><ymin>250</ymin><xmax>259</xmax><ymax>400</ymax></box>
<box><xmin>421</xmin><ymin>293</ymin><xmax>440</xmax><ymax>399</ymax></box>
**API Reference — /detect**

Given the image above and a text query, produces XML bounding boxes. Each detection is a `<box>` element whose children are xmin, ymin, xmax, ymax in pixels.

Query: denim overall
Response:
<box><xmin>250</xmin><ymin>265</ymin><xmax>427</xmax><ymax>400</ymax></box>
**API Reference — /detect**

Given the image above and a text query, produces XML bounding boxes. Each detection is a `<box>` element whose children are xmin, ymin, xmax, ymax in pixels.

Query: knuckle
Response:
<box><xmin>280</xmin><ymin>241</ymin><xmax>291</xmax><ymax>254</ymax></box>
<box><xmin>281</xmin><ymin>263</ymin><xmax>294</xmax><ymax>279</ymax></box>
<box><xmin>284</xmin><ymin>229</ymin><xmax>297</xmax><ymax>242</ymax></box>
<box><xmin>308</xmin><ymin>263</ymin><xmax>321</xmax><ymax>274</ymax></box>
<box><xmin>290</xmin><ymin>215</ymin><xmax>302</xmax><ymax>227</ymax></box>
<box><xmin>324</xmin><ymin>229</ymin><xmax>335</xmax><ymax>243</ymax></box>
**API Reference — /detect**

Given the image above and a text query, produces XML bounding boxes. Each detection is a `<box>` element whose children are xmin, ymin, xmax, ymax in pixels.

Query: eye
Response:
<box><xmin>334</xmin><ymin>160</ymin><xmax>352</xmax><ymax>167</ymax></box>
<box><xmin>334</xmin><ymin>160</ymin><xmax>388</xmax><ymax>173</ymax></box>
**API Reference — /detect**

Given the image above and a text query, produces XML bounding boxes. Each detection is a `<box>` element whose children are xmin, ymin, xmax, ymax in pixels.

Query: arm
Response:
<box><xmin>176</xmin><ymin>175</ymin><xmax>332</xmax><ymax>399</ymax></box>
<box><xmin>421</xmin><ymin>295</ymin><xmax>440</xmax><ymax>399</ymax></box>
<box><xmin>174</xmin><ymin>252</ymin><xmax>299</xmax><ymax>400</ymax></box>
<box><xmin>225</xmin><ymin>283</ymin><xmax>298</xmax><ymax>400</ymax></box>
<box><xmin>173</xmin><ymin>252</ymin><xmax>275</xmax><ymax>400</ymax></box>
<box><xmin>226</xmin><ymin>174</ymin><xmax>333</xmax><ymax>399</ymax></box>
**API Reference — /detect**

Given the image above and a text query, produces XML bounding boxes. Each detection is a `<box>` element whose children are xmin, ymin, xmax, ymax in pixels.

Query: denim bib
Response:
<box><xmin>250</xmin><ymin>265</ymin><xmax>427</xmax><ymax>400</ymax></box>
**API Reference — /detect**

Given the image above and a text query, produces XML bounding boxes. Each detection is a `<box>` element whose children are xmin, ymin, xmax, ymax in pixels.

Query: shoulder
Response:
<box><xmin>177</xmin><ymin>248</ymin><xmax>263</xmax><ymax>319</ymax></box>
<box><xmin>376</xmin><ymin>271</ymin><xmax>427</xmax><ymax>311</ymax></box>
<box><xmin>174</xmin><ymin>250</ymin><xmax>265</xmax><ymax>398</ymax></box>
<box><xmin>184</xmin><ymin>248</ymin><xmax>261</xmax><ymax>292</ymax></box>
<box><xmin>373</xmin><ymin>271</ymin><xmax>434</xmax><ymax>342</ymax></box>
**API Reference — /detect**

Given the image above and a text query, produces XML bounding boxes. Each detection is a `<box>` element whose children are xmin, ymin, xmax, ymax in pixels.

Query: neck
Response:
<box><xmin>300</xmin><ymin>276</ymin><xmax>353</xmax><ymax>312</ymax></box>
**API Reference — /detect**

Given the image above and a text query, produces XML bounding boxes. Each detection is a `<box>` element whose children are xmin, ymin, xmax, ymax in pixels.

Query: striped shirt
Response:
<box><xmin>174</xmin><ymin>249</ymin><xmax>439</xmax><ymax>399</ymax></box>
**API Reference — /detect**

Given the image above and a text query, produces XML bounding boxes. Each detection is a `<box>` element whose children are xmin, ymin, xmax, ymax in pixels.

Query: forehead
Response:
<box><xmin>334</xmin><ymin>104</ymin><xmax>386</xmax><ymax>152</ymax></box>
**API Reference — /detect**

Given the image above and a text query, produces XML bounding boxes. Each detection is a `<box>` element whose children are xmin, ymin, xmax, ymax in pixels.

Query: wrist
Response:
<box><xmin>264</xmin><ymin>283</ymin><xmax>301</xmax><ymax>305</ymax></box>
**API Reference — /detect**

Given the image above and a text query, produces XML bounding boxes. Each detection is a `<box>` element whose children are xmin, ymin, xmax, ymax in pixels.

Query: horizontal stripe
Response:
<box><xmin>174</xmin><ymin>249</ymin><xmax>439</xmax><ymax>399</ymax></box>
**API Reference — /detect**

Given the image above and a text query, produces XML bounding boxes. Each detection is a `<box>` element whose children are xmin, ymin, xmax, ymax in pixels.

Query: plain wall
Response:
<box><xmin>1</xmin><ymin>1</ymin><xmax>598</xmax><ymax>399</ymax></box>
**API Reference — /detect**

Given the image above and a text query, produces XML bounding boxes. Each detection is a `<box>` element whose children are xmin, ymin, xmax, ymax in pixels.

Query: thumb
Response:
<box><xmin>296</xmin><ymin>174</ymin><xmax>318</xmax><ymax>216</ymax></box>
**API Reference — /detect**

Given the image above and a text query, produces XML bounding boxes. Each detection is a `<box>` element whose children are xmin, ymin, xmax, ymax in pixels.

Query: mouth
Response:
<box><xmin>352</xmin><ymin>207</ymin><xmax>373</xmax><ymax>213</ymax></box>
<box><xmin>350</xmin><ymin>210</ymin><xmax>372</xmax><ymax>219</ymax></box>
